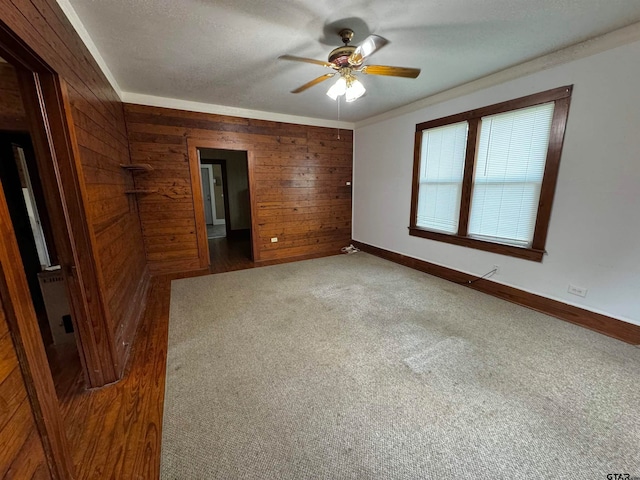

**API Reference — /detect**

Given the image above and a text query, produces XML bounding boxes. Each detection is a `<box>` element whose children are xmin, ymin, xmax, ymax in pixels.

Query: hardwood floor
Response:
<box><xmin>54</xmin><ymin>275</ymin><xmax>170</xmax><ymax>479</ymax></box>
<box><xmin>46</xmin><ymin>342</ymin><xmax>82</xmax><ymax>402</ymax></box>
<box><xmin>209</xmin><ymin>235</ymin><xmax>255</xmax><ymax>274</ymax></box>
<box><xmin>52</xmin><ymin>237</ymin><xmax>259</xmax><ymax>479</ymax></box>
<box><xmin>50</xmin><ymin>236</ymin><xmax>343</xmax><ymax>479</ymax></box>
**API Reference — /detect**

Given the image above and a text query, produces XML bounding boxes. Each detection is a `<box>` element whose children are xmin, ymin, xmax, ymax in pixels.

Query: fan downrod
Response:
<box><xmin>338</xmin><ymin>29</ymin><xmax>354</xmax><ymax>45</ymax></box>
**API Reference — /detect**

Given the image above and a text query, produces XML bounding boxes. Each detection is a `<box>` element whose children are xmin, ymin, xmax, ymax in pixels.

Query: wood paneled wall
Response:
<box><xmin>0</xmin><ymin>62</ymin><xmax>26</xmax><ymax>131</ymax></box>
<box><xmin>0</xmin><ymin>306</ymin><xmax>50</xmax><ymax>479</ymax></box>
<box><xmin>0</xmin><ymin>0</ymin><xmax>148</xmax><ymax>383</ymax></box>
<box><xmin>124</xmin><ymin>104</ymin><xmax>354</xmax><ymax>274</ymax></box>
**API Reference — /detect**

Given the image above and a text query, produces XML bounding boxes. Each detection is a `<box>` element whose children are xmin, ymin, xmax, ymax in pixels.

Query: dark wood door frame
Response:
<box><xmin>1</xmin><ymin>19</ymin><xmax>118</xmax><ymax>388</ymax></box>
<box><xmin>187</xmin><ymin>138</ymin><xmax>258</xmax><ymax>264</ymax></box>
<box><xmin>0</xmin><ymin>16</ymin><xmax>130</xmax><ymax>479</ymax></box>
<box><xmin>0</xmin><ymin>22</ymin><xmax>77</xmax><ymax>480</ymax></box>
<box><xmin>17</xmin><ymin>71</ymin><xmax>119</xmax><ymax>386</ymax></box>
<box><xmin>0</xmin><ymin>124</ymin><xmax>76</xmax><ymax>478</ymax></box>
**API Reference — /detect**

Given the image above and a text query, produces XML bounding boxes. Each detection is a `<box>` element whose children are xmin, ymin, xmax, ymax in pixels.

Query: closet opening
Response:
<box><xmin>0</xmin><ymin>58</ymin><xmax>82</xmax><ymax>395</ymax></box>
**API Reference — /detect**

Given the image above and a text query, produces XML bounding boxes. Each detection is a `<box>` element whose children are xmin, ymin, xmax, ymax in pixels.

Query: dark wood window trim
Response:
<box><xmin>409</xmin><ymin>85</ymin><xmax>573</xmax><ymax>262</ymax></box>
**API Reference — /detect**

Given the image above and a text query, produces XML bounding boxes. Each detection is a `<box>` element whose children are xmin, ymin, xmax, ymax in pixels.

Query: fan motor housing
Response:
<box><xmin>328</xmin><ymin>46</ymin><xmax>356</xmax><ymax>67</ymax></box>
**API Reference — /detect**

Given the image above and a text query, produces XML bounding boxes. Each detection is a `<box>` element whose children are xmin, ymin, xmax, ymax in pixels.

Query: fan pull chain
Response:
<box><xmin>337</xmin><ymin>96</ymin><xmax>341</xmax><ymax>140</ymax></box>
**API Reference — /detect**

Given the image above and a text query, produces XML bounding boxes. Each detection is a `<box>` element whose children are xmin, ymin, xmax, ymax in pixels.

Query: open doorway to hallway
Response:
<box><xmin>198</xmin><ymin>148</ymin><xmax>254</xmax><ymax>272</ymax></box>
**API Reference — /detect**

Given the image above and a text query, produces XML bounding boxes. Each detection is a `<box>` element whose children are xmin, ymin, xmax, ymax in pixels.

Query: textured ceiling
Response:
<box><xmin>66</xmin><ymin>0</ymin><xmax>640</xmax><ymax>123</ymax></box>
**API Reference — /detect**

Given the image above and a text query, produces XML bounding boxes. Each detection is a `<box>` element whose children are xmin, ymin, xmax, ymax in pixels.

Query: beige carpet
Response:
<box><xmin>162</xmin><ymin>253</ymin><xmax>640</xmax><ymax>479</ymax></box>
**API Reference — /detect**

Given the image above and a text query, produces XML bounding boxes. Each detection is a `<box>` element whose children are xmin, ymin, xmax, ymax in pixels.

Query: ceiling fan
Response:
<box><xmin>279</xmin><ymin>29</ymin><xmax>421</xmax><ymax>102</ymax></box>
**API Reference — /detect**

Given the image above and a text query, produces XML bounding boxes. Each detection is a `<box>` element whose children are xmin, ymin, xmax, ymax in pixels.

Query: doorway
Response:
<box><xmin>0</xmin><ymin>60</ymin><xmax>82</xmax><ymax>388</ymax></box>
<box><xmin>0</xmin><ymin>53</ymin><xmax>80</xmax><ymax>476</ymax></box>
<box><xmin>197</xmin><ymin>147</ymin><xmax>254</xmax><ymax>271</ymax></box>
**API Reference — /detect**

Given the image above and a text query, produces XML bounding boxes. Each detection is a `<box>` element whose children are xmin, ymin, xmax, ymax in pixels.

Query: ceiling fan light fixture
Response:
<box><xmin>345</xmin><ymin>78</ymin><xmax>366</xmax><ymax>103</ymax></box>
<box><xmin>326</xmin><ymin>76</ymin><xmax>347</xmax><ymax>100</ymax></box>
<box><xmin>281</xmin><ymin>29</ymin><xmax>419</xmax><ymax>98</ymax></box>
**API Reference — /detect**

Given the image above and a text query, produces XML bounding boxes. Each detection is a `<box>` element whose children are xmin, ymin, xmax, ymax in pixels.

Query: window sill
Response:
<box><xmin>408</xmin><ymin>227</ymin><xmax>544</xmax><ymax>262</ymax></box>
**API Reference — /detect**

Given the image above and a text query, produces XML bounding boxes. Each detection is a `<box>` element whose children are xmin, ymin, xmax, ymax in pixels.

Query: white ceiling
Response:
<box><xmin>65</xmin><ymin>0</ymin><xmax>640</xmax><ymax>124</ymax></box>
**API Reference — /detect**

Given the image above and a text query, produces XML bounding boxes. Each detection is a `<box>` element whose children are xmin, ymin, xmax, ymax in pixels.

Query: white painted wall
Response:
<box><xmin>353</xmin><ymin>39</ymin><xmax>640</xmax><ymax>326</ymax></box>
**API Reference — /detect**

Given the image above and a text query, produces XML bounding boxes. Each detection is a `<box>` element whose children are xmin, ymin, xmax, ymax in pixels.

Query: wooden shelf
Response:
<box><xmin>120</xmin><ymin>163</ymin><xmax>153</xmax><ymax>172</ymax></box>
<box><xmin>122</xmin><ymin>164</ymin><xmax>155</xmax><ymax>195</ymax></box>
<box><xmin>125</xmin><ymin>189</ymin><xmax>158</xmax><ymax>194</ymax></box>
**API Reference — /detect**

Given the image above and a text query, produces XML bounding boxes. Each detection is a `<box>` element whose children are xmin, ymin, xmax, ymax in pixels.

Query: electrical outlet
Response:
<box><xmin>346</xmin><ymin>181</ymin><xmax>351</xmax><ymax>186</ymax></box>
<box><xmin>493</xmin><ymin>264</ymin><xmax>500</xmax><ymax>275</ymax></box>
<box><xmin>568</xmin><ymin>284</ymin><xmax>588</xmax><ymax>297</ymax></box>
<box><xmin>271</xmin><ymin>237</ymin><xmax>278</xmax><ymax>243</ymax></box>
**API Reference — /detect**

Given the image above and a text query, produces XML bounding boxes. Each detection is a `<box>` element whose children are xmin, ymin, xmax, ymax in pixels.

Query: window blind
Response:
<box><xmin>468</xmin><ymin>102</ymin><xmax>555</xmax><ymax>246</ymax></box>
<box><xmin>416</xmin><ymin>121</ymin><xmax>468</xmax><ymax>233</ymax></box>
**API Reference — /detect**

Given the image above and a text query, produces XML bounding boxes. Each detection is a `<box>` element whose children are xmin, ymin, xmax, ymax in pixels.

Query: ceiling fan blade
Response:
<box><xmin>348</xmin><ymin>35</ymin><xmax>389</xmax><ymax>66</ymax></box>
<box><xmin>279</xmin><ymin>55</ymin><xmax>335</xmax><ymax>69</ymax></box>
<box><xmin>361</xmin><ymin>65</ymin><xmax>421</xmax><ymax>78</ymax></box>
<box><xmin>291</xmin><ymin>73</ymin><xmax>336</xmax><ymax>93</ymax></box>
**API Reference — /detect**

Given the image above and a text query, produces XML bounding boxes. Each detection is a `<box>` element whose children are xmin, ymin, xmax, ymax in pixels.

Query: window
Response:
<box><xmin>410</xmin><ymin>86</ymin><xmax>572</xmax><ymax>261</ymax></box>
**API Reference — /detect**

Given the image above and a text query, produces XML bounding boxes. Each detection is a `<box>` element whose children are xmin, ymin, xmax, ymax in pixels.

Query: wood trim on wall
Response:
<box><xmin>410</xmin><ymin>86</ymin><xmax>573</xmax><ymax>262</ymax></box>
<box><xmin>407</xmin><ymin>228</ymin><xmax>545</xmax><ymax>262</ymax></box>
<box><xmin>253</xmin><ymin>249</ymin><xmax>341</xmax><ymax>267</ymax></box>
<box><xmin>0</xmin><ymin>62</ymin><xmax>28</xmax><ymax>131</ymax></box>
<box><xmin>186</xmin><ymin>140</ymin><xmax>210</xmax><ymax>268</ymax></box>
<box><xmin>186</xmin><ymin>137</ymin><xmax>260</xmax><ymax>263</ymax></box>
<box><xmin>125</xmin><ymin>104</ymin><xmax>353</xmax><ymax>273</ymax></box>
<box><xmin>531</xmin><ymin>95</ymin><xmax>571</xmax><ymax>251</ymax></box>
<box><xmin>246</xmin><ymin>150</ymin><xmax>258</xmax><ymax>261</ymax></box>
<box><xmin>408</xmin><ymin>131</ymin><xmax>421</xmax><ymax>234</ymax></box>
<box><xmin>18</xmin><ymin>70</ymin><xmax>118</xmax><ymax>386</ymax></box>
<box><xmin>457</xmin><ymin>118</ymin><xmax>479</xmax><ymax>236</ymax></box>
<box><xmin>116</xmin><ymin>263</ymin><xmax>151</xmax><ymax>369</ymax></box>
<box><xmin>351</xmin><ymin>240</ymin><xmax>640</xmax><ymax>345</ymax></box>
<box><xmin>415</xmin><ymin>85</ymin><xmax>573</xmax><ymax>132</ymax></box>
<box><xmin>2</xmin><ymin>0</ymin><xmax>150</xmax><ymax>388</ymax></box>
<box><xmin>0</xmin><ymin>192</ymin><xmax>74</xmax><ymax>478</ymax></box>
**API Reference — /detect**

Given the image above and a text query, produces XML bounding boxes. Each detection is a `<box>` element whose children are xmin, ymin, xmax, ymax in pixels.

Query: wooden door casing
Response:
<box><xmin>1</xmin><ymin>0</ymin><xmax>151</xmax><ymax>388</ymax></box>
<box><xmin>0</xmin><ymin>178</ymin><xmax>74</xmax><ymax>478</ymax></box>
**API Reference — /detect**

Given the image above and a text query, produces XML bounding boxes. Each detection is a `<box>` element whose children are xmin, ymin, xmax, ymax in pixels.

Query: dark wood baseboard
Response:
<box><xmin>167</xmin><ymin>267</ymin><xmax>211</xmax><ymax>281</ymax></box>
<box><xmin>115</xmin><ymin>265</ymin><xmax>152</xmax><ymax>379</ymax></box>
<box><xmin>352</xmin><ymin>240</ymin><xmax>640</xmax><ymax>345</ymax></box>
<box><xmin>255</xmin><ymin>249</ymin><xmax>341</xmax><ymax>267</ymax></box>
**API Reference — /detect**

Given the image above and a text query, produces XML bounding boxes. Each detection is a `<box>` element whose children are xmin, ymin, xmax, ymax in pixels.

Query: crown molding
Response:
<box><xmin>55</xmin><ymin>0</ymin><xmax>122</xmax><ymax>98</ymax></box>
<box><xmin>55</xmin><ymin>0</ymin><xmax>352</xmax><ymax>128</ymax></box>
<box><xmin>54</xmin><ymin>1</ymin><xmax>640</xmax><ymax>130</ymax></box>
<box><xmin>355</xmin><ymin>21</ymin><xmax>640</xmax><ymax>129</ymax></box>
<box><xmin>121</xmin><ymin>92</ymin><xmax>355</xmax><ymax>129</ymax></box>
